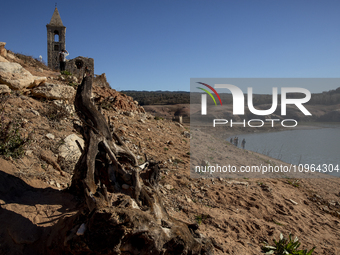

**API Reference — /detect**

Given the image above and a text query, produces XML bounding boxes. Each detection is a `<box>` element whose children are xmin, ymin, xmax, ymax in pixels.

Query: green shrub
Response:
<box><xmin>194</xmin><ymin>214</ymin><xmax>210</xmax><ymax>225</ymax></box>
<box><xmin>43</xmin><ymin>103</ymin><xmax>69</xmax><ymax>122</ymax></box>
<box><xmin>68</xmin><ymin>82</ymin><xmax>78</xmax><ymax>88</ymax></box>
<box><xmin>262</xmin><ymin>233</ymin><xmax>315</xmax><ymax>255</ymax></box>
<box><xmin>0</xmin><ymin>95</ymin><xmax>29</xmax><ymax>159</ymax></box>
<box><xmin>0</xmin><ymin>119</ymin><xmax>29</xmax><ymax>159</ymax></box>
<box><xmin>60</xmin><ymin>70</ymin><xmax>72</xmax><ymax>76</ymax></box>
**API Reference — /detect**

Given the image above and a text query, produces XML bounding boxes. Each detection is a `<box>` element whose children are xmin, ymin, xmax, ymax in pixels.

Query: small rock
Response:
<box><xmin>0</xmin><ymin>84</ymin><xmax>11</xmax><ymax>94</ymax></box>
<box><xmin>227</xmin><ymin>180</ymin><xmax>249</xmax><ymax>186</ymax></box>
<box><xmin>122</xmin><ymin>184</ymin><xmax>130</xmax><ymax>190</ymax></box>
<box><xmin>46</xmin><ymin>133</ymin><xmax>55</xmax><ymax>140</ymax></box>
<box><xmin>289</xmin><ymin>199</ymin><xmax>298</xmax><ymax>205</ymax></box>
<box><xmin>185</xmin><ymin>195</ymin><xmax>192</xmax><ymax>203</ymax></box>
<box><xmin>124</xmin><ymin>111</ymin><xmax>134</xmax><ymax>117</ymax></box>
<box><xmin>31</xmin><ymin>109</ymin><xmax>40</xmax><ymax>116</ymax></box>
<box><xmin>76</xmin><ymin>223</ymin><xmax>86</xmax><ymax>236</ymax></box>
<box><xmin>183</xmin><ymin>131</ymin><xmax>191</xmax><ymax>138</ymax></box>
<box><xmin>323</xmin><ymin>206</ymin><xmax>330</xmax><ymax>212</ymax></box>
<box><xmin>164</xmin><ymin>184</ymin><xmax>173</xmax><ymax>190</ymax></box>
<box><xmin>25</xmin><ymin>150</ymin><xmax>33</xmax><ymax>156</ymax></box>
<box><xmin>202</xmin><ymin>160</ymin><xmax>210</xmax><ymax>167</ymax></box>
<box><xmin>329</xmin><ymin>202</ymin><xmax>336</xmax><ymax>207</ymax></box>
<box><xmin>56</xmin><ymin>182</ymin><xmax>61</xmax><ymax>188</ymax></box>
<box><xmin>175</xmin><ymin>123</ymin><xmax>183</xmax><ymax>128</ymax></box>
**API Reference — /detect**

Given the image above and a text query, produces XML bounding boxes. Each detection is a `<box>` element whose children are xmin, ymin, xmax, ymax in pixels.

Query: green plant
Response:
<box><xmin>154</xmin><ymin>116</ymin><xmax>164</xmax><ymax>120</ymax></box>
<box><xmin>273</xmin><ymin>220</ymin><xmax>284</xmax><ymax>226</ymax></box>
<box><xmin>60</xmin><ymin>70</ymin><xmax>72</xmax><ymax>75</ymax></box>
<box><xmin>0</xmin><ymin>96</ymin><xmax>29</xmax><ymax>159</ymax></box>
<box><xmin>101</xmin><ymin>100</ymin><xmax>114</xmax><ymax>110</ymax></box>
<box><xmin>174</xmin><ymin>158</ymin><xmax>183</xmax><ymax>163</ymax></box>
<box><xmin>287</xmin><ymin>179</ymin><xmax>300</xmax><ymax>188</ymax></box>
<box><xmin>164</xmin><ymin>147</ymin><xmax>169</xmax><ymax>151</ymax></box>
<box><xmin>195</xmin><ymin>215</ymin><xmax>203</xmax><ymax>225</ymax></box>
<box><xmin>68</xmin><ymin>81</ymin><xmax>78</xmax><ymax>88</ymax></box>
<box><xmin>262</xmin><ymin>233</ymin><xmax>315</xmax><ymax>255</ymax></box>
<box><xmin>43</xmin><ymin>103</ymin><xmax>69</xmax><ymax>122</ymax></box>
<box><xmin>0</xmin><ymin>120</ymin><xmax>29</xmax><ymax>159</ymax></box>
<box><xmin>194</xmin><ymin>214</ymin><xmax>210</xmax><ymax>225</ymax></box>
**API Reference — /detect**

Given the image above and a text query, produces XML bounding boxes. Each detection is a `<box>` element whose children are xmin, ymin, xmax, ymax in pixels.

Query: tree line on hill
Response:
<box><xmin>120</xmin><ymin>91</ymin><xmax>190</xmax><ymax>105</ymax></box>
<box><xmin>121</xmin><ymin>87</ymin><xmax>340</xmax><ymax>106</ymax></box>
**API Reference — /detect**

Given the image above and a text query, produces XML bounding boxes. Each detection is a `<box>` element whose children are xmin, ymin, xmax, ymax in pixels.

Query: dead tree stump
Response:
<box><xmin>62</xmin><ymin>76</ymin><xmax>214</xmax><ymax>254</ymax></box>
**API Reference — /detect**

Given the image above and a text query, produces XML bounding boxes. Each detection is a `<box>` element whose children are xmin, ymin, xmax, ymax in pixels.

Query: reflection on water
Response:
<box><xmin>230</xmin><ymin>123</ymin><xmax>340</xmax><ymax>177</ymax></box>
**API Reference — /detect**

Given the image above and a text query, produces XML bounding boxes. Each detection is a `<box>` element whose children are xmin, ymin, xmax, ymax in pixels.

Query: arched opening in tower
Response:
<box><xmin>54</xmin><ymin>30</ymin><xmax>59</xmax><ymax>42</ymax></box>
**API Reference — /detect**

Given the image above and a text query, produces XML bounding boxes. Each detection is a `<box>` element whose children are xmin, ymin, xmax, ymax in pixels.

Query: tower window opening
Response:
<box><xmin>54</xmin><ymin>30</ymin><xmax>59</xmax><ymax>42</ymax></box>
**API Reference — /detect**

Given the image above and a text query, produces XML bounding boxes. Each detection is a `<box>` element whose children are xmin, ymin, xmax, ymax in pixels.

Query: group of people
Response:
<box><xmin>230</xmin><ymin>137</ymin><xmax>246</xmax><ymax>149</ymax></box>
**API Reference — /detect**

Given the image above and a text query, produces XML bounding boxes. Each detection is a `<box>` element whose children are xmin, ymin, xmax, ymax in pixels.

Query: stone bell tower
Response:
<box><xmin>46</xmin><ymin>6</ymin><xmax>66</xmax><ymax>70</ymax></box>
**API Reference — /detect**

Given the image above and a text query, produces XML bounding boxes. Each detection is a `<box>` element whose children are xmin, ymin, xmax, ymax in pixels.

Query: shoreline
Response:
<box><xmin>229</xmin><ymin>124</ymin><xmax>339</xmax><ymax>179</ymax></box>
<box><xmin>192</xmin><ymin>123</ymin><xmax>337</xmax><ymax>179</ymax></box>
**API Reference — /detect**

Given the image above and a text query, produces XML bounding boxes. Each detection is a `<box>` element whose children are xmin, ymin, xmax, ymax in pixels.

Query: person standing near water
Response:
<box><xmin>241</xmin><ymin>138</ymin><xmax>246</xmax><ymax>149</ymax></box>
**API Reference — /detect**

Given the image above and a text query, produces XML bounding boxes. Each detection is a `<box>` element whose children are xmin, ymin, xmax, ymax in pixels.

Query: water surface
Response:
<box><xmin>230</xmin><ymin>123</ymin><xmax>340</xmax><ymax>177</ymax></box>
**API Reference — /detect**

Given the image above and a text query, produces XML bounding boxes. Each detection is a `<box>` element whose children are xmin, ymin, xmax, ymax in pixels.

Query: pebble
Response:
<box><xmin>46</xmin><ymin>133</ymin><xmax>55</xmax><ymax>140</ymax></box>
<box><xmin>31</xmin><ymin>109</ymin><xmax>40</xmax><ymax>116</ymax></box>
<box><xmin>25</xmin><ymin>150</ymin><xmax>33</xmax><ymax>156</ymax></box>
<box><xmin>122</xmin><ymin>184</ymin><xmax>130</xmax><ymax>190</ymax></box>
<box><xmin>164</xmin><ymin>184</ymin><xmax>173</xmax><ymax>190</ymax></box>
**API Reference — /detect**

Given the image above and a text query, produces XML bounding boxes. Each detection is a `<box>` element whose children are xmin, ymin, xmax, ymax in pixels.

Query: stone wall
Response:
<box><xmin>93</xmin><ymin>73</ymin><xmax>110</xmax><ymax>88</ymax></box>
<box><xmin>65</xmin><ymin>56</ymin><xmax>94</xmax><ymax>81</ymax></box>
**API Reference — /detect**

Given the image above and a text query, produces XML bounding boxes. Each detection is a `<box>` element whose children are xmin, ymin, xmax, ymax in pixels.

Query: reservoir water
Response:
<box><xmin>231</xmin><ymin>123</ymin><xmax>340</xmax><ymax>177</ymax></box>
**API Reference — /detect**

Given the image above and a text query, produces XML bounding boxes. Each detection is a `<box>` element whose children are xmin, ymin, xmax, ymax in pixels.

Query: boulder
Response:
<box><xmin>53</xmin><ymin>100</ymin><xmax>75</xmax><ymax>115</ymax></box>
<box><xmin>28</xmin><ymin>77</ymin><xmax>47</xmax><ymax>88</ymax></box>
<box><xmin>0</xmin><ymin>84</ymin><xmax>11</xmax><ymax>94</ymax></box>
<box><xmin>58</xmin><ymin>134</ymin><xmax>84</xmax><ymax>171</ymax></box>
<box><xmin>0</xmin><ymin>56</ymin><xmax>9</xmax><ymax>62</ymax></box>
<box><xmin>0</xmin><ymin>62</ymin><xmax>46</xmax><ymax>90</ymax></box>
<box><xmin>0</xmin><ymin>42</ymin><xmax>7</xmax><ymax>57</ymax></box>
<box><xmin>32</xmin><ymin>83</ymin><xmax>75</xmax><ymax>100</ymax></box>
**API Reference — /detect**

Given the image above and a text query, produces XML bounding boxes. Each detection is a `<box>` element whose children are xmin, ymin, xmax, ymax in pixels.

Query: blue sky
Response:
<box><xmin>2</xmin><ymin>0</ymin><xmax>340</xmax><ymax>93</ymax></box>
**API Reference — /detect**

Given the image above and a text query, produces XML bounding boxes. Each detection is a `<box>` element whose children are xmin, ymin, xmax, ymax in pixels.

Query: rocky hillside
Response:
<box><xmin>1</xmin><ymin>42</ymin><xmax>340</xmax><ymax>254</ymax></box>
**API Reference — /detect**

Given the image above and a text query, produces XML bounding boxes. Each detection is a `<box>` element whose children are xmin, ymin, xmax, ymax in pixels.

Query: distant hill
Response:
<box><xmin>122</xmin><ymin>88</ymin><xmax>340</xmax><ymax>106</ymax></box>
<box><xmin>121</xmin><ymin>90</ymin><xmax>190</xmax><ymax>105</ymax></box>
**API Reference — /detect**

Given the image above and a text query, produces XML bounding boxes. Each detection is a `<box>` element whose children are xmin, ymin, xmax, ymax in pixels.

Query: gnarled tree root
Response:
<box><xmin>59</xmin><ymin>76</ymin><xmax>214</xmax><ymax>254</ymax></box>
